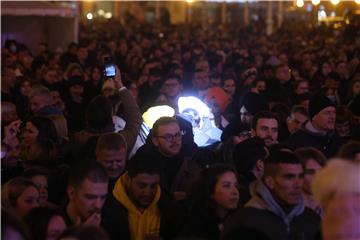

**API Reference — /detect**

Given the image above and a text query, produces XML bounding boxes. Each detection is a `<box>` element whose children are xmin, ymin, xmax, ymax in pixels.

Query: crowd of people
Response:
<box><xmin>1</xmin><ymin>15</ymin><xmax>360</xmax><ymax>240</ymax></box>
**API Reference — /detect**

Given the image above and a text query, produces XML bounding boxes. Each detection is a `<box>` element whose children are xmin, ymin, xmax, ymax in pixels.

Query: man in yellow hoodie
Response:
<box><xmin>102</xmin><ymin>151</ymin><xmax>182</xmax><ymax>240</ymax></box>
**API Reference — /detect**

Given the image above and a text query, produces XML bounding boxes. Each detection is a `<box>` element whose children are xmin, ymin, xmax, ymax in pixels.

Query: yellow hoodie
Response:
<box><xmin>113</xmin><ymin>172</ymin><xmax>161</xmax><ymax>240</ymax></box>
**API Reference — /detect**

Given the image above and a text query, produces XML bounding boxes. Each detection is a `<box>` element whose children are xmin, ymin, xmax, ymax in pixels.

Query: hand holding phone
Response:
<box><xmin>104</xmin><ymin>57</ymin><xmax>116</xmax><ymax>78</ymax></box>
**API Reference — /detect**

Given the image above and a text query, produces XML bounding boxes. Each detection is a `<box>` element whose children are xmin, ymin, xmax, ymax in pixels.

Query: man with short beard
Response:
<box><xmin>136</xmin><ymin>117</ymin><xmax>200</xmax><ymax>199</ymax></box>
<box><xmin>224</xmin><ymin>150</ymin><xmax>321</xmax><ymax>239</ymax></box>
<box><xmin>251</xmin><ymin>111</ymin><xmax>279</xmax><ymax>147</ymax></box>
<box><xmin>102</xmin><ymin>152</ymin><xmax>181</xmax><ymax>240</ymax></box>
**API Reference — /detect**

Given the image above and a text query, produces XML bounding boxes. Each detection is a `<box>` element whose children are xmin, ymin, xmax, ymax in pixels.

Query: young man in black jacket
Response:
<box><xmin>224</xmin><ymin>150</ymin><xmax>321</xmax><ymax>240</ymax></box>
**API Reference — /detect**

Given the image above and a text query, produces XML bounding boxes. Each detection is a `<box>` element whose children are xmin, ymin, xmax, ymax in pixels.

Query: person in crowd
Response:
<box><xmin>224</xmin><ymin>150</ymin><xmax>321</xmax><ymax>239</ymax></box>
<box><xmin>337</xmin><ymin>140</ymin><xmax>360</xmax><ymax>161</ymax></box>
<box><xmin>267</xmin><ymin>64</ymin><xmax>292</xmax><ymax>105</ymax></box>
<box><xmin>1</xmin><ymin>209</ymin><xmax>29</xmax><ymax>240</ymax></box>
<box><xmin>139</xmin><ymin>116</ymin><xmax>201</xmax><ymax>198</ymax></box>
<box><xmin>75</xmin><ymin>42</ymin><xmax>89</xmax><ymax>69</ymax></box>
<box><xmin>286</xmin><ymin>94</ymin><xmax>344</xmax><ymax>157</ymax></box>
<box><xmin>157</xmin><ymin>74</ymin><xmax>183</xmax><ymax>110</ymax></box>
<box><xmin>251</xmin><ymin>111</ymin><xmax>279</xmax><ymax>147</ymax></box>
<box><xmin>63</xmin><ymin>75</ymin><xmax>86</xmax><ymax>133</ymax></box>
<box><xmin>138</xmin><ymin>67</ymin><xmax>164</xmax><ymax>111</ymax></box>
<box><xmin>190</xmin><ymin>68</ymin><xmax>211</xmax><ymax>98</ymax></box>
<box><xmin>312</xmin><ymin>159</ymin><xmax>360</xmax><ymax>240</ymax></box>
<box><xmin>345</xmin><ymin>76</ymin><xmax>360</xmax><ymax>104</ymax></box>
<box><xmin>180</xmin><ymin>164</ymin><xmax>239</xmax><ymax>240</ymax></box>
<box><xmin>102</xmin><ymin>151</ymin><xmax>181</xmax><ymax>240</ymax></box>
<box><xmin>1</xmin><ymin>126</ymin><xmax>23</xmax><ymax>183</ymax></box>
<box><xmin>222</xmin><ymin>92</ymin><xmax>269</xmax><ymax>142</ymax></box>
<box><xmin>278</xmin><ymin>105</ymin><xmax>308</xmax><ymax>141</ymax></box>
<box><xmin>204</xmin><ymin>87</ymin><xmax>230</xmax><ymax>129</ymax></box>
<box><xmin>232</xmin><ymin>137</ymin><xmax>267</xmax><ymax>205</ymax></box>
<box><xmin>221</xmin><ymin>75</ymin><xmax>236</xmax><ymax>99</ymax></box>
<box><xmin>48</xmin><ymin>87</ymin><xmax>67</xmax><ymax>115</ymax></box>
<box><xmin>64</xmin><ymin>162</ymin><xmax>108</xmax><ymax>227</ymax></box>
<box><xmin>69</xmin><ymin>65</ymin><xmax>142</xmax><ymax>163</ymax></box>
<box><xmin>28</xmin><ymin>86</ymin><xmax>62</xmax><ymax>116</ymax></box>
<box><xmin>24</xmin><ymin>207</ymin><xmax>67</xmax><ymax>240</ymax></box>
<box><xmin>63</xmin><ymin>63</ymin><xmax>83</xmax><ymax>82</ymax></box>
<box><xmin>335</xmin><ymin>105</ymin><xmax>353</xmax><ymax>141</ymax></box>
<box><xmin>21</xmin><ymin>116</ymin><xmax>58</xmax><ymax>148</ymax></box>
<box><xmin>14</xmin><ymin>77</ymin><xmax>32</xmax><ymax>120</ymax></box>
<box><xmin>42</xmin><ymin>67</ymin><xmax>60</xmax><ymax>89</ymax></box>
<box><xmin>22</xmin><ymin>167</ymin><xmax>51</xmax><ymax>207</ymax></box>
<box><xmin>295</xmin><ymin>147</ymin><xmax>326</xmax><ymax>216</ymax></box>
<box><xmin>95</xmin><ymin>133</ymin><xmax>127</xmax><ymax>192</ymax></box>
<box><xmin>1</xmin><ymin>102</ymin><xmax>19</xmax><ymax>129</ymax></box>
<box><xmin>1</xmin><ymin>65</ymin><xmax>17</xmax><ymax>102</ymax></box>
<box><xmin>84</xmin><ymin>65</ymin><xmax>103</xmax><ymax>103</ymax></box>
<box><xmin>293</xmin><ymin>79</ymin><xmax>309</xmax><ymax>94</ymax></box>
<box><xmin>2</xmin><ymin>177</ymin><xmax>40</xmax><ymax>218</ymax></box>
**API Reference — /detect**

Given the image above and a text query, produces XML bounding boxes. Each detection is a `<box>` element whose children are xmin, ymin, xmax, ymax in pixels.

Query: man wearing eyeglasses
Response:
<box><xmin>137</xmin><ymin>116</ymin><xmax>200</xmax><ymax>201</ymax></box>
<box><xmin>152</xmin><ymin>117</ymin><xmax>183</xmax><ymax>158</ymax></box>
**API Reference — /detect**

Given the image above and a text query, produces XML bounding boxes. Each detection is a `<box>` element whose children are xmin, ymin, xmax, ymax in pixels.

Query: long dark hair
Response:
<box><xmin>188</xmin><ymin>164</ymin><xmax>238</xmax><ymax>217</ymax></box>
<box><xmin>24</xmin><ymin>207</ymin><xmax>66</xmax><ymax>240</ymax></box>
<box><xmin>28</xmin><ymin>116</ymin><xmax>58</xmax><ymax>144</ymax></box>
<box><xmin>184</xmin><ymin>164</ymin><xmax>238</xmax><ymax>239</ymax></box>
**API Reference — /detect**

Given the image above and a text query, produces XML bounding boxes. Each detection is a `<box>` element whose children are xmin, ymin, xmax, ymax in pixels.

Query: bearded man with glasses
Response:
<box><xmin>137</xmin><ymin>117</ymin><xmax>201</xmax><ymax>202</ymax></box>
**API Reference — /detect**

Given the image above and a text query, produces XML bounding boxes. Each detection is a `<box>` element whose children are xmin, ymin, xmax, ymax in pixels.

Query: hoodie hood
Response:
<box><xmin>113</xmin><ymin>172</ymin><xmax>161</xmax><ymax>240</ymax></box>
<box><xmin>301</xmin><ymin>121</ymin><xmax>335</xmax><ymax>138</ymax></box>
<box><xmin>246</xmin><ymin>180</ymin><xmax>305</xmax><ymax>232</ymax></box>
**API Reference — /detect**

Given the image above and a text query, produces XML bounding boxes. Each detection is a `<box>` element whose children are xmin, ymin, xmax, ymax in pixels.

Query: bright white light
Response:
<box><xmin>98</xmin><ymin>9</ymin><xmax>105</xmax><ymax>16</ymax></box>
<box><xmin>178</xmin><ymin>96</ymin><xmax>210</xmax><ymax>120</ymax></box>
<box><xmin>178</xmin><ymin>96</ymin><xmax>222</xmax><ymax>147</ymax></box>
<box><xmin>330</xmin><ymin>0</ymin><xmax>340</xmax><ymax>5</ymax></box>
<box><xmin>312</xmin><ymin>0</ymin><xmax>320</xmax><ymax>5</ymax></box>
<box><xmin>355</xmin><ymin>0</ymin><xmax>360</xmax><ymax>4</ymax></box>
<box><xmin>296</xmin><ymin>0</ymin><xmax>304</xmax><ymax>8</ymax></box>
<box><xmin>186</xmin><ymin>0</ymin><xmax>194</xmax><ymax>3</ymax></box>
<box><xmin>318</xmin><ymin>9</ymin><xmax>327</xmax><ymax>20</ymax></box>
<box><xmin>104</xmin><ymin>12</ymin><xmax>112</xmax><ymax>19</ymax></box>
<box><xmin>86</xmin><ymin>13</ymin><xmax>93</xmax><ymax>20</ymax></box>
<box><xmin>142</xmin><ymin>105</ymin><xmax>175</xmax><ymax>128</ymax></box>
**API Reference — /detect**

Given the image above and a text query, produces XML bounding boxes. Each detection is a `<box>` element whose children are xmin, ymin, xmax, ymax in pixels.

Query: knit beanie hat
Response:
<box><xmin>204</xmin><ymin>87</ymin><xmax>229</xmax><ymax>113</ymax></box>
<box><xmin>68</xmin><ymin>75</ymin><xmax>84</xmax><ymax>87</ymax></box>
<box><xmin>243</xmin><ymin>92</ymin><xmax>269</xmax><ymax>115</ymax></box>
<box><xmin>309</xmin><ymin>94</ymin><xmax>335</xmax><ymax>119</ymax></box>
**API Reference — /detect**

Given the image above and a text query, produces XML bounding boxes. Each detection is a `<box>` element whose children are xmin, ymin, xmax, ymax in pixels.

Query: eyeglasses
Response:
<box><xmin>156</xmin><ymin>132</ymin><xmax>183</xmax><ymax>142</ymax></box>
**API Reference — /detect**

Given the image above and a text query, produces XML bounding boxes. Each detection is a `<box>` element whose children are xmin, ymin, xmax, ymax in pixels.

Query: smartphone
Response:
<box><xmin>104</xmin><ymin>57</ymin><xmax>116</xmax><ymax>78</ymax></box>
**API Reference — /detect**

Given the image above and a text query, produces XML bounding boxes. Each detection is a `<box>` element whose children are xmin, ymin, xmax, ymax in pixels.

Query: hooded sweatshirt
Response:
<box><xmin>246</xmin><ymin>180</ymin><xmax>305</xmax><ymax>233</ymax></box>
<box><xmin>112</xmin><ymin>173</ymin><xmax>161</xmax><ymax>240</ymax></box>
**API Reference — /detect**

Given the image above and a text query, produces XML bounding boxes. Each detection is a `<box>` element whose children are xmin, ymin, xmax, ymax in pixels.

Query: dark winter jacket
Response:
<box><xmin>224</xmin><ymin>180</ymin><xmax>321</xmax><ymax>240</ymax></box>
<box><xmin>285</xmin><ymin>121</ymin><xmax>344</xmax><ymax>157</ymax></box>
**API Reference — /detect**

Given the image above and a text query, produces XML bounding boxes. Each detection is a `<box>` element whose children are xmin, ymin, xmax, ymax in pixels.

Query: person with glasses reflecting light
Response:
<box><xmin>137</xmin><ymin>117</ymin><xmax>201</xmax><ymax>201</ymax></box>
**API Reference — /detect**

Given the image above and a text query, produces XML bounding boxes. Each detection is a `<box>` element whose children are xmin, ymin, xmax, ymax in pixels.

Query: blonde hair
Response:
<box><xmin>1</xmin><ymin>101</ymin><xmax>16</xmax><ymax>115</ymax></box>
<box><xmin>2</xmin><ymin>178</ymin><xmax>39</xmax><ymax>209</ymax></box>
<box><xmin>48</xmin><ymin>115</ymin><xmax>69</xmax><ymax>141</ymax></box>
<box><xmin>312</xmin><ymin>159</ymin><xmax>360</xmax><ymax>208</ymax></box>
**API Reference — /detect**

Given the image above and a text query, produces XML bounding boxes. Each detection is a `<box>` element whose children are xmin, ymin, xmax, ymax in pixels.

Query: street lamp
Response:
<box><xmin>312</xmin><ymin>0</ymin><xmax>320</xmax><ymax>5</ymax></box>
<box><xmin>86</xmin><ymin>12</ymin><xmax>93</xmax><ymax>20</ymax></box>
<box><xmin>296</xmin><ymin>0</ymin><xmax>304</xmax><ymax>7</ymax></box>
<box><xmin>330</xmin><ymin>0</ymin><xmax>340</xmax><ymax>5</ymax></box>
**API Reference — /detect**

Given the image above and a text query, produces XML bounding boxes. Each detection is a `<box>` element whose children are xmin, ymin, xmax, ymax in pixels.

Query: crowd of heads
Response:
<box><xmin>2</xmin><ymin>12</ymin><xmax>360</xmax><ymax>240</ymax></box>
